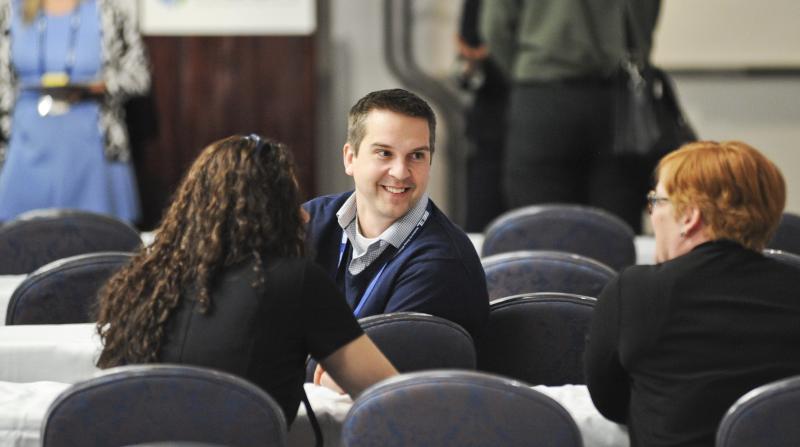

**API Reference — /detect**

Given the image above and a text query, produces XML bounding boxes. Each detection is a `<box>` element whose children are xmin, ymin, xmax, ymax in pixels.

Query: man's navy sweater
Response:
<box><xmin>303</xmin><ymin>192</ymin><xmax>488</xmax><ymax>339</ymax></box>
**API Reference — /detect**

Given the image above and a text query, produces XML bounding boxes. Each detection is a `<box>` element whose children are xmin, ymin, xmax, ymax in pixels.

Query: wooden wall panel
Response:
<box><xmin>130</xmin><ymin>36</ymin><xmax>316</xmax><ymax>229</ymax></box>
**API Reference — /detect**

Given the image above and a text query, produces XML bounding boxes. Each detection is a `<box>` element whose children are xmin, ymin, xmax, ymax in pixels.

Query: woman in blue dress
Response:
<box><xmin>0</xmin><ymin>0</ymin><xmax>150</xmax><ymax>223</ymax></box>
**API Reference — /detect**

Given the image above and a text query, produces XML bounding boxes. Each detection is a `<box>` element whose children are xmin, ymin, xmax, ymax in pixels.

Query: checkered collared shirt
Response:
<box><xmin>336</xmin><ymin>192</ymin><xmax>430</xmax><ymax>275</ymax></box>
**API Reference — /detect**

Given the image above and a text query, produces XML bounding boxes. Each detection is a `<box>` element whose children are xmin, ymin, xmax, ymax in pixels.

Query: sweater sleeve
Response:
<box><xmin>102</xmin><ymin>0</ymin><xmax>150</xmax><ymax>99</ymax></box>
<box><xmin>479</xmin><ymin>0</ymin><xmax>518</xmax><ymax>79</ymax></box>
<box><xmin>584</xmin><ymin>274</ymin><xmax>630</xmax><ymax>424</ymax></box>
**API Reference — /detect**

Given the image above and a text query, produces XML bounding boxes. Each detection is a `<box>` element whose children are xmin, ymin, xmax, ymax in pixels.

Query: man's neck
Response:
<box><xmin>355</xmin><ymin>209</ymin><xmax>393</xmax><ymax>239</ymax></box>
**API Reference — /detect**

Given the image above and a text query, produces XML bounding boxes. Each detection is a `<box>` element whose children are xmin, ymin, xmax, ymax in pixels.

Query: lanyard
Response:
<box><xmin>338</xmin><ymin>208</ymin><xmax>430</xmax><ymax>317</ymax></box>
<box><xmin>37</xmin><ymin>5</ymin><xmax>82</xmax><ymax>79</ymax></box>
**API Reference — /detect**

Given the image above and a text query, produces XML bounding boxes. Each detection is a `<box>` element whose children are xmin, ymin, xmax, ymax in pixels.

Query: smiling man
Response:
<box><xmin>304</xmin><ymin>89</ymin><xmax>488</xmax><ymax>339</ymax></box>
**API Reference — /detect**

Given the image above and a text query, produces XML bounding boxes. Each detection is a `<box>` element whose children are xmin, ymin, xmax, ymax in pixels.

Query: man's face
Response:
<box><xmin>343</xmin><ymin>109</ymin><xmax>431</xmax><ymax>236</ymax></box>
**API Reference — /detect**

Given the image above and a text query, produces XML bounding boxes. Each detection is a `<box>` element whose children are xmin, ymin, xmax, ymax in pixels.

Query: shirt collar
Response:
<box><xmin>336</xmin><ymin>192</ymin><xmax>430</xmax><ymax>248</ymax></box>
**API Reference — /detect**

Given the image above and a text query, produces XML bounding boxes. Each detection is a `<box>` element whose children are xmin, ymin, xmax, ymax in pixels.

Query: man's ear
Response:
<box><xmin>343</xmin><ymin>143</ymin><xmax>355</xmax><ymax>177</ymax></box>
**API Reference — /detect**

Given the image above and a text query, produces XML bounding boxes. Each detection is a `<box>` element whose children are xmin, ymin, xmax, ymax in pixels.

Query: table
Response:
<box><xmin>0</xmin><ymin>323</ymin><xmax>628</xmax><ymax>447</ymax></box>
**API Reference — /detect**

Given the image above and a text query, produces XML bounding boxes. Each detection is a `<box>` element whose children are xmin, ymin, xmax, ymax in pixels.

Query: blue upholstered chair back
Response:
<box><xmin>482</xmin><ymin>204</ymin><xmax>636</xmax><ymax>271</ymax></box>
<box><xmin>482</xmin><ymin>250</ymin><xmax>616</xmax><ymax>301</ymax></box>
<box><xmin>716</xmin><ymin>375</ymin><xmax>800</xmax><ymax>447</ymax></box>
<box><xmin>41</xmin><ymin>365</ymin><xmax>287</xmax><ymax>447</ymax></box>
<box><xmin>477</xmin><ymin>293</ymin><xmax>596</xmax><ymax>386</ymax></box>
<box><xmin>307</xmin><ymin>312</ymin><xmax>475</xmax><ymax>381</ymax></box>
<box><xmin>763</xmin><ymin>249</ymin><xmax>800</xmax><ymax>270</ymax></box>
<box><xmin>341</xmin><ymin>370</ymin><xmax>583</xmax><ymax>447</ymax></box>
<box><xmin>767</xmin><ymin>212</ymin><xmax>800</xmax><ymax>256</ymax></box>
<box><xmin>0</xmin><ymin>208</ymin><xmax>141</xmax><ymax>274</ymax></box>
<box><xmin>6</xmin><ymin>251</ymin><xmax>133</xmax><ymax>325</ymax></box>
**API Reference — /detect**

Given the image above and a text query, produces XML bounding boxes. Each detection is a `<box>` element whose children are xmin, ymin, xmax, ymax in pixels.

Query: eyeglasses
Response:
<box><xmin>646</xmin><ymin>190</ymin><xmax>670</xmax><ymax>214</ymax></box>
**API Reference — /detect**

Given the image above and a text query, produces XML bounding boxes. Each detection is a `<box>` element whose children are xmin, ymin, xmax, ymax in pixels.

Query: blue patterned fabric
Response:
<box><xmin>477</xmin><ymin>293</ymin><xmax>596</xmax><ymax>386</ymax></box>
<box><xmin>42</xmin><ymin>364</ymin><xmax>287</xmax><ymax>447</ymax></box>
<box><xmin>6</xmin><ymin>251</ymin><xmax>132</xmax><ymax>324</ymax></box>
<box><xmin>0</xmin><ymin>208</ymin><xmax>140</xmax><ymax>274</ymax></box>
<box><xmin>341</xmin><ymin>370</ymin><xmax>582</xmax><ymax>447</ymax></box>
<box><xmin>483</xmin><ymin>204</ymin><xmax>636</xmax><ymax>271</ymax></box>
<box><xmin>717</xmin><ymin>374</ymin><xmax>800</xmax><ymax>447</ymax></box>
<box><xmin>482</xmin><ymin>250</ymin><xmax>616</xmax><ymax>300</ymax></box>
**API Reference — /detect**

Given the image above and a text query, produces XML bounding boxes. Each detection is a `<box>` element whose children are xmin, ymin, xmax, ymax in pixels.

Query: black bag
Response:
<box><xmin>612</xmin><ymin>2</ymin><xmax>697</xmax><ymax>157</ymax></box>
<box><xmin>612</xmin><ymin>62</ymin><xmax>697</xmax><ymax>157</ymax></box>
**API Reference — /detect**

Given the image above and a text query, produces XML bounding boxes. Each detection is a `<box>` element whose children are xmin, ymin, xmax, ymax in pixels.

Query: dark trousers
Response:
<box><xmin>464</xmin><ymin>58</ymin><xmax>509</xmax><ymax>232</ymax></box>
<box><xmin>504</xmin><ymin>81</ymin><xmax>651</xmax><ymax>233</ymax></box>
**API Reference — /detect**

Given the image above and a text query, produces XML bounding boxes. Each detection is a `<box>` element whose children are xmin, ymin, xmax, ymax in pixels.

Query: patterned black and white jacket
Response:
<box><xmin>0</xmin><ymin>0</ymin><xmax>150</xmax><ymax>168</ymax></box>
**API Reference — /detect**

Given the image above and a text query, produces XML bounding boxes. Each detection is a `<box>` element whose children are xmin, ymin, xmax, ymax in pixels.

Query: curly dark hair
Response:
<box><xmin>95</xmin><ymin>134</ymin><xmax>305</xmax><ymax>368</ymax></box>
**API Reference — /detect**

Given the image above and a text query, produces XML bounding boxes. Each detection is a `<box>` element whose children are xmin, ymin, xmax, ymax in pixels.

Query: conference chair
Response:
<box><xmin>41</xmin><ymin>364</ymin><xmax>287</xmax><ymax>447</ymax></box>
<box><xmin>341</xmin><ymin>370</ymin><xmax>583</xmax><ymax>447</ymax></box>
<box><xmin>6</xmin><ymin>251</ymin><xmax>133</xmax><ymax>325</ymax></box>
<box><xmin>0</xmin><ymin>208</ymin><xmax>141</xmax><ymax>274</ymax></box>
<box><xmin>307</xmin><ymin>312</ymin><xmax>475</xmax><ymax>381</ymax></box>
<box><xmin>482</xmin><ymin>250</ymin><xmax>616</xmax><ymax>301</ymax></box>
<box><xmin>477</xmin><ymin>293</ymin><xmax>597</xmax><ymax>386</ymax></box>
<box><xmin>763</xmin><ymin>248</ymin><xmax>800</xmax><ymax>270</ymax></box>
<box><xmin>482</xmin><ymin>204</ymin><xmax>636</xmax><ymax>271</ymax></box>
<box><xmin>767</xmin><ymin>212</ymin><xmax>800</xmax><ymax>255</ymax></box>
<box><xmin>716</xmin><ymin>375</ymin><xmax>800</xmax><ymax>447</ymax></box>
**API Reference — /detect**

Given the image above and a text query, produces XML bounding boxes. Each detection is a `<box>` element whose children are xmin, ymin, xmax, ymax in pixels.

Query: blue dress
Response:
<box><xmin>0</xmin><ymin>0</ymin><xmax>140</xmax><ymax>223</ymax></box>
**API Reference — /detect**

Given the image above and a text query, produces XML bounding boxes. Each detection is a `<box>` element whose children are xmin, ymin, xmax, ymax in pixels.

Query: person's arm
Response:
<box><xmin>584</xmin><ymin>275</ymin><xmax>630</xmax><ymax>423</ymax></box>
<box><xmin>478</xmin><ymin>0</ymin><xmax>518</xmax><ymax>78</ymax></box>
<box><xmin>101</xmin><ymin>0</ymin><xmax>150</xmax><ymax>99</ymax></box>
<box><xmin>317</xmin><ymin>334</ymin><xmax>397</xmax><ymax>398</ymax></box>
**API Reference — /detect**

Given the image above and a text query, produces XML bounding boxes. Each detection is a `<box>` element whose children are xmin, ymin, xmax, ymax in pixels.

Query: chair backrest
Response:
<box><xmin>477</xmin><ymin>293</ymin><xmax>597</xmax><ymax>386</ymax></box>
<box><xmin>763</xmin><ymin>249</ymin><xmax>800</xmax><ymax>270</ymax></box>
<box><xmin>716</xmin><ymin>375</ymin><xmax>800</xmax><ymax>447</ymax></box>
<box><xmin>482</xmin><ymin>250</ymin><xmax>616</xmax><ymax>301</ymax></box>
<box><xmin>0</xmin><ymin>209</ymin><xmax>141</xmax><ymax>274</ymax></box>
<box><xmin>767</xmin><ymin>212</ymin><xmax>800</xmax><ymax>256</ymax></box>
<box><xmin>6</xmin><ymin>251</ymin><xmax>133</xmax><ymax>325</ymax></box>
<box><xmin>41</xmin><ymin>364</ymin><xmax>287</xmax><ymax>447</ymax></box>
<box><xmin>341</xmin><ymin>370</ymin><xmax>583</xmax><ymax>447</ymax></box>
<box><xmin>482</xmin><ymin>204</ymin><xmax>636</xmax><ymax>271</ymax></box>
<box><xmin>307</xmin><ymin>312</ymin><xmax>475</xmax><ymax>381</ymax></box>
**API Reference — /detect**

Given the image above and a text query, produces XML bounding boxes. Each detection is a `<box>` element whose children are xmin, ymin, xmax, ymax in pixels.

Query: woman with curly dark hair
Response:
<box><xmin>95</xmin><ymin>134</ymin><xmax>396</xmax><ymax>424</ymax></box>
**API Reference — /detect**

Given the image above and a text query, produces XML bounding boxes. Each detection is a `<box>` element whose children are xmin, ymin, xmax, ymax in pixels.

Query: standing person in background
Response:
<box><xmin>0</xmin><ymin>0</ymin><xmax>150</xmax><ymax>223</ymax></box>
<box><xmin>456</xmin><ymin>0</ymin><xmax>509</xmax><ymax>232</ymax></box>
<box><xmin>481</xmin><ymin>0</ymin><xmax>660</xmax><ymax>233</ymax></box>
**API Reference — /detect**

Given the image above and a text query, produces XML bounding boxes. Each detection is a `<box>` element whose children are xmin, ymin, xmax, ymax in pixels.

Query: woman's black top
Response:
<box><xmin>160</xmin><ymin>257</ymin><xmax>364</xmax><ymax>424</ymax></box>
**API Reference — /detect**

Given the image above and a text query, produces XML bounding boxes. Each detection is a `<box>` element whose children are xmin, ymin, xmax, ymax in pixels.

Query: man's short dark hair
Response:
<box><xmin>347</xmin><ymin>88</ymin><xmax>436</xmax><ymax>155</ymax></box>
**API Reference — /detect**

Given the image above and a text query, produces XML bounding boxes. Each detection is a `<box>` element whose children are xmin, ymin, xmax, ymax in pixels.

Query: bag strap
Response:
<box><xmin>302</xmin><ymin>388</ymin><xmax>324</xmax><ymax>447</ymax></box>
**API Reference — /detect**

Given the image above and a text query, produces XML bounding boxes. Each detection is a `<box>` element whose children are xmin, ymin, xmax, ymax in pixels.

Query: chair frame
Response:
<box><xmin>716</xmin><ymin>375</ymin><xmax>800</xmax><ymax>447</ymax></box>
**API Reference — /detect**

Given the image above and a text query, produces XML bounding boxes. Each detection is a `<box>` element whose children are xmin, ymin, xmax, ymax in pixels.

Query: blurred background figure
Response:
<box><xmin>0</xmin><ymin>0</ymin><xmax>150</xmax><ymax>223</ymax></box>
<box><xmin>480</xmin><ymin>0</ymin><xmax>661</xmax><ymax>233</ymax></box>
<box><xmin>456</xmin><ymin>0</ymin><xmax>509</xmax><ymax>232</ymax></box>
<box><xmin>585</xmin><ymin>141</ymin><xmax>800</xmax><ymax>447</ymax></box>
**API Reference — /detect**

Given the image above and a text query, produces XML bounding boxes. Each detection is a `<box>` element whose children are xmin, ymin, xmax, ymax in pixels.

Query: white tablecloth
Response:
<box><xmin>0</xmin><ymin>323</ymin><xmax>627</xmax><ymax>447</ymax></box>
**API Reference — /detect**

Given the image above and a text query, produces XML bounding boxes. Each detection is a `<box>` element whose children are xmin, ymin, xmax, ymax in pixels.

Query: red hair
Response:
<box><xmin>656</xmin><ymin>141</ymin><xmax>785</xmax><ymax>250</ymax></box>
